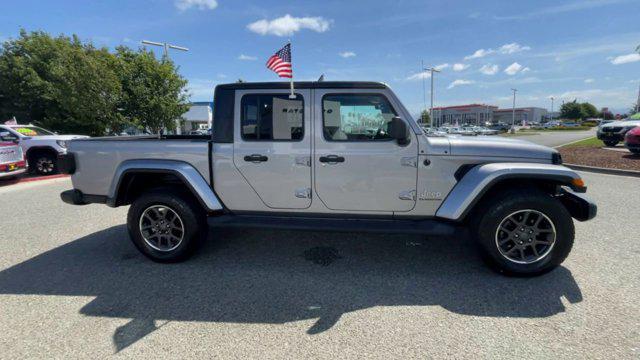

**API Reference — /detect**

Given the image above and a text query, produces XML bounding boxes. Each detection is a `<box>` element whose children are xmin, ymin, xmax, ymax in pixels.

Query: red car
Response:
<box><xmin>624</xmin><ymin>126</ymin><xmax>640</xmax><ymax>154</ymax></box>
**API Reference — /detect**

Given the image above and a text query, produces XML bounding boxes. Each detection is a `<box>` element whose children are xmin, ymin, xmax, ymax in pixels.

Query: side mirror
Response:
<box><xmin>389</xmin><ymin>116</ymin><xmax>410</xmax><ymax>145</ymax></box>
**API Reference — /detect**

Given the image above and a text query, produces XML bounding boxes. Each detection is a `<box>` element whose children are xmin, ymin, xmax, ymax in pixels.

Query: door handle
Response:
<box><xmin>244</xmin><ymin>154</ymin><xmax>268</xmax><ymax>163</ymax></box>
<box><xmin>319</xmin><ymin>155</ymin><xmax>345</xmax><ymax>163</ymax></box>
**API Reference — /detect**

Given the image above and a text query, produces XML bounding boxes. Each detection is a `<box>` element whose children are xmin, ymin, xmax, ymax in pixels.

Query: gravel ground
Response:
<box><xmin>559</xmin><ymin>146</ymin><xmax>640</xmax><ymax>171</ymax></box>
<box><xmin>0</xmin><ymin>174</ymin><xmax>638</xmax><ymax>359</ymax></box>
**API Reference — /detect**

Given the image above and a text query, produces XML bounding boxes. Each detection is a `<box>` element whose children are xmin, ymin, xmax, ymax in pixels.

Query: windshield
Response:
<box><xmin>10</xmin><ymin>126</ymin><xmax>54</xmax><ymax>136</ymax></box>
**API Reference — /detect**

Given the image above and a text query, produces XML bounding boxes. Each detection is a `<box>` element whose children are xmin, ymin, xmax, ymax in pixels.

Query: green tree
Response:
<box><xmin>0</xmin><ymin>30</ymin><xmax>124</xmax><ymax>136</ymax></box>
<box><xmin>116</xmin><ymin>47</ymin><xmax>189</xmax><ymax>135</ymax></box>
<box><xmin>580</xmin><ymin>102</ymin><xmax>598</xmax><ymax>119</ymax></box>
<box><xmin>560</xmin><ymin>100</ymin><xmax>586</xmax><ymax>120</ymax></box>
<box><xmin>419</xmin><ymin>110</ymin><xmax>431</xmax><ymax>125</ymax></box>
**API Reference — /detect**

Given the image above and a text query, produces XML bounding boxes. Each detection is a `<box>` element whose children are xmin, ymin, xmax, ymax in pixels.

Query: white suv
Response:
<box><xmin>0</xmin><ymin>125</ymin><xmax>88</xmax><ymax>175</ymax></box>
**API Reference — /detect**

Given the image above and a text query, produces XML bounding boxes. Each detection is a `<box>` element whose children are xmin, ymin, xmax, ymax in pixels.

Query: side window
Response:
<box><xmin>0</xmin><ymin>128</ymin><xmax>18</xmax><ymax>141</ymax></box>
<box><xmin>241</xmin><ymin>94</ymin><xmax>304</xmax><ymax>141</ymax></box>
<box><xmin>322</xmin><ymin>94</ymin><xmax>397</xmax><ymax>141</ymax></box>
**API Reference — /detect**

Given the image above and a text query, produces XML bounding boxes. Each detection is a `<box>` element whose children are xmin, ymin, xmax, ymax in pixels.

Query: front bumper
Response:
<box><xmin>558</xmin><ymin>187</ymin><xmax>597</xmax><ymax>222</ymax></box>
<box><xmin>597</xmin><ymin>132</ymin><xmax>624</xmax><ymax>142</ymax></box>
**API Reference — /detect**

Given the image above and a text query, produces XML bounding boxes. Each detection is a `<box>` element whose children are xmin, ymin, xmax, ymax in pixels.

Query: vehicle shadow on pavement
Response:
<box><xmin>0</xmin><ymin>225</ymin><xmax>582</xmax><ymax>352</ymax></box>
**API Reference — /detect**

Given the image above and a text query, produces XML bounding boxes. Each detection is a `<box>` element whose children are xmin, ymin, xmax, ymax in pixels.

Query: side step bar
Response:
<box><xmin>207</xmin><ymin>215</ymin><xmax>466</xmax><ymax>237</ymax></box>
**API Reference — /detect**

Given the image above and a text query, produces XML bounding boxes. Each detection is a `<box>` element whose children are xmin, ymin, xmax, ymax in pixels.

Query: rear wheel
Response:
<box><xmin>471</xmin><ymin>188</ymin><xmax>574</xmax><ymax>276</ymax></box>
<box><xmin>127</xmin><ymin>189</ymin><xmax>206</xmax><ymax>262</ymax></box>
<box><xmin>629</xmin><ymin>148</ymin><xmax>640</xmax><ymax>155</ymax></box>
<box><xmin>603</xmin><ymin>140</ymin><xmax>618</xmax><ymax>147</ymax></box>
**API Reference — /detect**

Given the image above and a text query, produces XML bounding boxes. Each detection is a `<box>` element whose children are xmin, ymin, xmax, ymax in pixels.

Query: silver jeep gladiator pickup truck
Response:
<box><xmin>59</xmin><ymin>81</ymin><xmax>596</xmax><ymax>276</ymax></box>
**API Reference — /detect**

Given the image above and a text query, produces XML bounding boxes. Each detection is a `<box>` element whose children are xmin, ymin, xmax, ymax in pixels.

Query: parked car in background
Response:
<box><xmin>561</xmin><ymin>122</ymin><xmax>580</xmax><ymax>127</ymax></box>
<box><xmin>0</xmin><ymin>124</ymin><xmax>89</xmax><ymax>175</ymax></box>
<box><xmin>0</xmin><ymin>138</ymin><xmax>27</xmax><ymax>180</ymax></box>
<box><xmin>488</xmin><ymin>123</ymin><xmax>511</xmax><ymax>132</ymax></box>
<box><xmin>624</xmin><ymin>126</ymin><xmax>640</xmax><ymax>154</ymax></box>
<box><xmin>472</xmin><ymin>126</ymin><xmax>499</xmax><ymax>135</ymax></box>
<box><xmin>597</xmin><ymin>119</ymin><xmax>640</xmax><ymax>147</ymax></box>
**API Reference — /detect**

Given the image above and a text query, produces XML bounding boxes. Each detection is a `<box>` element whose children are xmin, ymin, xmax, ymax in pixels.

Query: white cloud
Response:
<box><xmin>434</xmin><ymin>63</ymin><xmax>449</xmax><ymax>71</ymax></box>
<box><xmin>175</xmin><ymin>0</ymin><xmax>217</xmax><ymax>11</ymax></box>
<box><xmin>238</xmin><ymin>54</ymin><xmax>257</xmax><ymax>61</ymax></box>
<box><xmin>479</xmin><ymin>64</ymin><xmax>499</xmax><ymax>75</ymax></box>
<box><xmin>521</xmin><ymin>67</ymin><xmax>531</xmax><ymax>73</ymax></box>
<box><xmin>504</xmin><ymin>62</ymin><xmax>523</xmax><ymax>75</ymax></box>
<box><xmin>247</xmin><ymin>14</ymin><xmax>331</xmax><ymax>37</ymax></box>
<box><xmin>452</xmin><ymin>63</ymin><xmax>469</xmax><ymax>71</ymax></box>
<box><xmin>499</xmin><ymin>42</ymin><xmax>531</xmax><ymax>54</ymax></box>
<box><xmin>584</xmin><ymin>78</ymin><xmax>595</xmax><ymax>83</ymax></box>
<box><xmin>464</xmin><ymin>48</ymin><xmax>494</xmax><ymax>60</ymax></box>
<box><xmin>406</xmin><ymin>71</ymin><xmax>431</xmax><ymax>81</ymax></box>
<box><xmin>610</xmin><ymin>53</ymin><xmax>640</xmax><ymax>65</ymax></box>
<box><xmin>339</xmin><ymin>51</ymin><xmax>356</xmax><ymax>58</ymax></box>
<box><xmin>448</xmin><ymin>79</ymin><xmax>475</xmax><ymax>89</ymax></box>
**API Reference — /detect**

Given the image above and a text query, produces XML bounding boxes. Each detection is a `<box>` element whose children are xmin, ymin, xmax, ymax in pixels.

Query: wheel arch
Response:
<box><xmin>26</xmin><ymin>146</ymin><xmax>58</xmax><ymax>160</ymax></box>
<box><xmin>436</xmin><ymin>162</ymin><xmax>586</xmax><ymax>222</ymax></box>
<box><xmin>108</xmin><ymin>160</ymin><xmax>223</xmax><ymax>212</ymax></box>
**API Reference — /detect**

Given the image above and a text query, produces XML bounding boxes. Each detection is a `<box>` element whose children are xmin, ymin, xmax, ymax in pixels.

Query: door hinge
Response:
<box><xmin>295</xmin><ymin>156</ymin><xmax>311</xmax><ymax>167</ymax></box>
<box><xmin>295</xmin><ymin>187</ymin><xmax>312</xmax><ymax>199</ymax></box>
<box><xmin>401</xmin><ymin>156</ymin><xmax>418</xmax><ymax>167</ymax></box>
<box><xmin>398</xmin><ymin>190</ymin><xmax>416</xmax><ymax>201</ymax></box>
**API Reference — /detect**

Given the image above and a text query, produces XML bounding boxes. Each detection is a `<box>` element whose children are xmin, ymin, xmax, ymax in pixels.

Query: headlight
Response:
<box><xmin>56</xmin><ymin>140</ymin><xmax>67</xmax><ymax>148</ymax></box>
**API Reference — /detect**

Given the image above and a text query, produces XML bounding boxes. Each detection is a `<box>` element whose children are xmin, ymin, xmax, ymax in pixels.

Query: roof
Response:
<box><xmin>494</xmin><ymin>107</ymin><xmax>546</xmax><ymax>113</ymax></box>
<box><xmin>432</xmin><ymin>104</ymin><xmax>498</xmax><ymax>110</ymax></box>
<box><xmin>215</xmin><ymin>81</ymin><xmax>387</xmax><ymax>90</ymax></box>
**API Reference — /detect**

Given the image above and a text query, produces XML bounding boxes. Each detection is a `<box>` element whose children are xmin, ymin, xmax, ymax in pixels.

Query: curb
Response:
<box><xmin>564</xmin><ymin>163</ymin><xmax>640</xmax><ymax>178</ymax></box>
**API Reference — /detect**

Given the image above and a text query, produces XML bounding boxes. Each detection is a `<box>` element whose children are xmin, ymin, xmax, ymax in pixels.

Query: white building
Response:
<box><xmin>180</xmin><ymin>102</ymin><xmax>212</xmax><ymax>133</ymax></box>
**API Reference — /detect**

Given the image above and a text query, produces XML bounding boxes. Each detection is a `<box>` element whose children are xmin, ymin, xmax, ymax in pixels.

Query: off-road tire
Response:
<box><xmin>471</xmin><ymin>188</ymin><xmax>574</xmax><ymax>277</ymax></box>
<box><xmin>127</xmin><ymin>188</ymin><xmax>206</xmax><ymax>263</ymax></box>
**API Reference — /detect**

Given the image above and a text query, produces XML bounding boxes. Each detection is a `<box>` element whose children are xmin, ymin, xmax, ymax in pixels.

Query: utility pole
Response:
<box><xmin>550</xmin><ymin>96</ymin><xmax>555</xmax><ymax>121</ymax></box>
<box><xmin>421</xmin><ymin>60</ymin><xmax>427</xmax><ymax>126</ymax></box>
<box><xmin>142</xmin><ymin>40</ymin><xmax>189</xmax><ymax>135</ymax></box>
<box><xmin>423</xmin><ymin>66</ymin><xmax>441</xmax><ymax>128</ymax></box>
<box><xmin>511</xmin><ymin>88</ymin><xmax>518</xmax><ymax>130</ymax></box>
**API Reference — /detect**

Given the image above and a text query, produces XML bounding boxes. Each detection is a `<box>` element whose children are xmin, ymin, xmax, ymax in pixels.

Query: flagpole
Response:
<box><xmin>288</xmin><ymin>40</ymin><xmax>295</xmax><ymax>99</ymax></box>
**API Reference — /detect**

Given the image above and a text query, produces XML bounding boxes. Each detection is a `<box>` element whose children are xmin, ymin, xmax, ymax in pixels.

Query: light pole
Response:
<box><xmin>511</xmin><ymin>88</ymin><xmax>518</xmax><ymax>130</ymax></box>
<box><xmin>550</xmin><ymin>96</ymin><xmax>555</xmax><ymax>121</ymax></box>
<box><xmin>142</xmin><ymin>40</ymin><xmax>189</xmax><ymax>135</ymax></box>
<box><xmin>423</xmin><ymin>66</ymin><xmax>441</xmax><ymax>128</ymax></box>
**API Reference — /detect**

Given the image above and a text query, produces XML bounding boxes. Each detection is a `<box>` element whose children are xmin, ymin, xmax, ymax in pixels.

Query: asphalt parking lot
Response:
<box><xmin>0</xmin><ymin>172</ymin><xmax>638</xmax><ymax>359</ymax></box>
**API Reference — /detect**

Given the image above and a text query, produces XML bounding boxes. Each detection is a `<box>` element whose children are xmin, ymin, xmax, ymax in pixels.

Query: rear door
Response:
<box><xmin>313</xmin><ymin>90</ymin><xmax>418</xmax><ymax>212</ymax></box>
<box><xmin>232</xmin><ymin>89</ymin><xmax>312</xmax><ymax>209</ymax></box>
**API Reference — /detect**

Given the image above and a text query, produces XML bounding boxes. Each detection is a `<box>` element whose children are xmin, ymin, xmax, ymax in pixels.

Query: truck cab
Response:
<box><xmin>60</xmin><ymin>81</ymin><xmax>596</xmax><ymax>276</ymax></box>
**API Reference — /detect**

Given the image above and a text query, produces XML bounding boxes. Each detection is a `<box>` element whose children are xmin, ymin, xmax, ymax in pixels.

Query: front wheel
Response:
<box><xmin>472</xmin><ymin>188</ymin><xmax>574</xmax><ymax>276</ymax></box>
<box><xmin>31</xmin><ymin>152</ymin><xmax>58</xmax><ymax>175</ymax></box>
<box><xmin>127</xmin><ymin>189</ymin><xmax>206</xmax><ymax>262</ymax></box>
<box><xmin>629</xmin><ymin>148</ymin><xmax>640</xmax><ymax>155</ymax></box>
<box><xmin>603</xmin><ymin>140</ymin><xmax>618</xmax><ymax>147</ymax></box>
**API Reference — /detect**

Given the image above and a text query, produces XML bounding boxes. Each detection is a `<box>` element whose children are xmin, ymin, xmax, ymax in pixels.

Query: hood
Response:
<box><xmin>600</xmin><ymin>119</ymin><xmax>640</xmax><ymax>128</ymax></box>
<box><xmin>448</xmin><ymin>136</ymin><xmax>555</xmax><ymax>160</ymax></box>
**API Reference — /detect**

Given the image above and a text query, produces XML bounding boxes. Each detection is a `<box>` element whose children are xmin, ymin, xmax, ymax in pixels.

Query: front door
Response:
<box><xmin>313</xmin><ymin>91</ymin><xmax>418</xmax><ymax>212</ymax></box>
<box><xmin>233</xmin><ymin>90</ymin><xmax>312</xmax><ymax>209</ymax></box>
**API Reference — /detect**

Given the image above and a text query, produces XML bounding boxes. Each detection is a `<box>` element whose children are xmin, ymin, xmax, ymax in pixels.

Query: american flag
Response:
<box><xmin>266</xmin><ymin>43</ymin><xmax>292</xmax><ymax>78</ymax></box>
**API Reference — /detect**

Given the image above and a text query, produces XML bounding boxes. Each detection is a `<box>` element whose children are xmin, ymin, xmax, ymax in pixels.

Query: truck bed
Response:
<box><xmin>68</xmin><ymin>137</ymin><xmax>211</xmax><ymax>197</ymax></box>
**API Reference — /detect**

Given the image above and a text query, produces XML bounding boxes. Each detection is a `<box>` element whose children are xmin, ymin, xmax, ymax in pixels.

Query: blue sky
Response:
<box><xmin>2</xmin><ymin>0</ymin><xmax>640</xmax><ymax>114</ymax></box>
